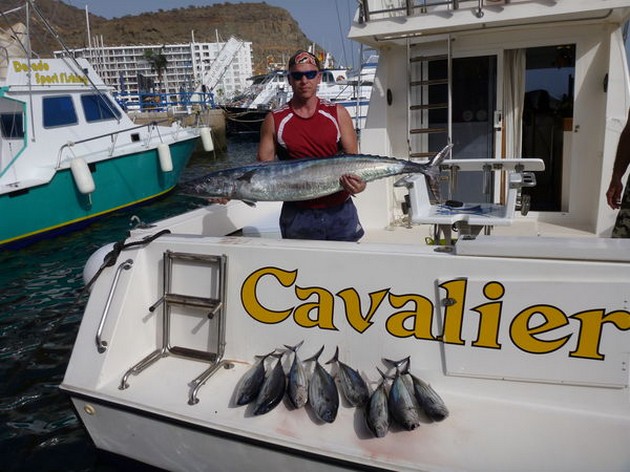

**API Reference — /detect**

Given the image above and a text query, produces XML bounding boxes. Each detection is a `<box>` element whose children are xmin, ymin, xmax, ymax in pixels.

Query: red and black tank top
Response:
<box><xmin>271</xmin><ymin>98</ymin><xmax>349</xmax><ymax>208</ymax></box>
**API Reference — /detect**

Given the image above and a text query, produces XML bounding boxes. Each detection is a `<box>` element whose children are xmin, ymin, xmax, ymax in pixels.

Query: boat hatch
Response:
<box><xmin>117</xmin><ymin>250</ymin><xmax>228</xmax><ymax>404</ymax></box>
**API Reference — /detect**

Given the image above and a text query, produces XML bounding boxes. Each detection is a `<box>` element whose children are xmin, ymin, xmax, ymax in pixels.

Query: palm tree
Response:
<box><xmin>144</xmin><ymin>47</ymin><xmax>168</xmax><ymax>93</ymax></box>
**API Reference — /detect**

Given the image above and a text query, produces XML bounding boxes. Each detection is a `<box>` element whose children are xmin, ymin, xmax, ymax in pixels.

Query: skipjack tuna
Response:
<box><xmin>232</xmin><ymin>345</ymin><xmax>449</xmax><ymax>438</ymax></box>
<box><xmin>182</xmin><ymin>144</ymin><xmax>453</xmax><ymax>203</ymax></box>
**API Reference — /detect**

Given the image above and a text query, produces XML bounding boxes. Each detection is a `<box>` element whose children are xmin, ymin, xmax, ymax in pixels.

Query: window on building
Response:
<box><xmin>0</xmin><ymin>112</ymin><xmax>24</xmax><ymax>138</ymax></box>
<box><xmin>81</xmin><ymin>94</ymin><xmax>122</xmax><ymax>122</ymax></box>
<box><xmin>43</xmin><ymin>96</ymin><xmax>78</xmax><ymax>128</ymax></box>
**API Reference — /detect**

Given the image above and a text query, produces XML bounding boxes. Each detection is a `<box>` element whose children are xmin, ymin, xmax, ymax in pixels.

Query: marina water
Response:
<box><xmin>0</xmin><ymin>136</ymin><xmax>259</xmax><ymax>472</ymax></box>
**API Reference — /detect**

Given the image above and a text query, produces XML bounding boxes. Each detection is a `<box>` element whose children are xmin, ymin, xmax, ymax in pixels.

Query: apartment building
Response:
<box><xmin>56</xmin><ymin>38</ymin><xmax>253</xmax><ymax>104</ymax></box>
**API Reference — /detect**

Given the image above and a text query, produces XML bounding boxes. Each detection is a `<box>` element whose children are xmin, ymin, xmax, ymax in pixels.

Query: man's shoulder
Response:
<box><xmin>319</xmin><ymin>98</ymin><xmax>336</xmax><ymax>108</ymax></box>
<box><xmin>272</xmin><ymin>103</ymin><xmax>291</xmax><ymax>116</ymax></box>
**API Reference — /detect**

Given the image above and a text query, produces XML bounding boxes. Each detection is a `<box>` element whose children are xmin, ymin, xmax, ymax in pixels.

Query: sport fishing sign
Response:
<box><xmin>240</xmin><ymin>266</ymin><xmax>630</xmax><ymax>387</ymax></box>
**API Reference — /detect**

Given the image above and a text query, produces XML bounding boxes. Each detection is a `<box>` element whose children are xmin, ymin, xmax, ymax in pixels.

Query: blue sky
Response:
<box><xmin>63</xmin><ymin>0</ymin><xmax>362</xmax><ymax>69</ymax></box>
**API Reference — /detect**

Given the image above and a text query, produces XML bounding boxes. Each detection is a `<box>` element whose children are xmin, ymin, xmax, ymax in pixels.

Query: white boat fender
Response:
<box><xmin>70</xmin><ymin>157</ymin><xmax>96</xmax><ymax>194</ymax></box>
<box><xmin>157</xmin><ymin>143</ymin><xmax>173</xmax><ymax>172</ymax></box>
<box><xmin>200</xmin><ymin>126</ymin><xmax>214</xmax><ymax>152</ymax></box>
<box><xmin>83</xmin><ymin>242</ymin><xmax>116</xmax><ymax>289</ymax></box>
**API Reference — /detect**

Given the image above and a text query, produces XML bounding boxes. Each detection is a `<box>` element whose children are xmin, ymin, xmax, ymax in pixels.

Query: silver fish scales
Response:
<box><xmin>182</xmin><ymin>144</ymin><xmax>452</xmax><ymax>203</ymax></box>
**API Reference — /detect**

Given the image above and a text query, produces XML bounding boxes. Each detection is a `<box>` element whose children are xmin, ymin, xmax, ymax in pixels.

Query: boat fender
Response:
<box><xmin>200</xmin><ymin>126</ymin><xmax>214</xmax><ymax>152</ymax></box>
<box><xmin>70</xmin><ymin>157</ymin><xmax>96</xmax><ymax>194</ymax></box>
<box><xmin>157</xmin><ymin>143</ymin><xmax>173</xmax><ymax>172</ymax></box>
<box><xmin>83</xmin><ymin>242</ymin><xmax>116</xmax><ymax>289</ymax></box>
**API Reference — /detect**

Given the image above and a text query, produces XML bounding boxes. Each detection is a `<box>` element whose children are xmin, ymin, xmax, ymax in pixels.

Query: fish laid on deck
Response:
<box><xmin>306</xmin><ymin>346</ymin><xmax>339</xmax><ymax>423</ymax></box>
<box><xmin>326</xmin><ymin>346</ymin><xmax>369</xmax><ymax>408</ymax></box>
<box><xmin>253</xmin><ymin>354</ymin><xmax>286</xmax><ymax>415</ymax></box>
<box><xmin>235</xmin><ymin>351</ymin><xmax>275</xmax><ymax>406</ymax></box>
<box><xmin>366</xmin><ymin>368</ymin><xmax>390</xmax><ymax>438</ymax></box>
<box><xmin>285</xmin><ymin>341</ymin><xmax>309</xmax><ymax>409</ymax></box>
<box><xmin>182</xmin><ymin>144</ymin><xmax>452</xmax><ymax>204</ymax></box>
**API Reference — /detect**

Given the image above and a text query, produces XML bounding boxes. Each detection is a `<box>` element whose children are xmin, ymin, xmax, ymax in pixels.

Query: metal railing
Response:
<box><xmin>114</xmin><ymin>90</ymin><xmax>216</xmax><ymax>113</ymax></box>
<box><xmin>358</xmin><ymin>0</ymin><xmax>513</xmax><ymax>22</ymax></box>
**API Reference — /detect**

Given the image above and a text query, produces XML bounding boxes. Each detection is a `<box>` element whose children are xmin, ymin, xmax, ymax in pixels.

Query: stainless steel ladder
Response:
<box><xmin>407</xmin><ymin>38</ymin><xmax>452</xmax><ymax>159</ymax></box>
<box><xmin>119</xmin><ymin>250</ymin><xmax>228</xmax><ymax>404</ymax></box>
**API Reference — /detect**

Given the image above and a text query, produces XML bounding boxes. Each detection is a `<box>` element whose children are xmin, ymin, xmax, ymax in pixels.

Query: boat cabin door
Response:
<box><xmin>409</xmin><ymin>42</ymin><xmax>574</xmax><ymax>210</ymax></box>
<box><xmin>409</xmin><ymin>44</ymin><xmax>498</xmax><ymax>203</ymax></box>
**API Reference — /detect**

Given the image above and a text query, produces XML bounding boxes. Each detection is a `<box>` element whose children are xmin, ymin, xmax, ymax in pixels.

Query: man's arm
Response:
<box><xmin>256</xmin><ymin>113</ymin><xmax>276</xmax><ymax>162</ymax></box>
<box><xmin>607</xmin><ymin>109</ymin><xmax>630</xmax><ymax>209</ymax></box>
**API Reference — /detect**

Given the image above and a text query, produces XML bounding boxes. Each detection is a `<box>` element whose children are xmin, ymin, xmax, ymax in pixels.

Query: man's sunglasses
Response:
<box><xmin>290</xmin><ymin>70</ymin><xmax>319</xmax><ymax>80</ymax></box>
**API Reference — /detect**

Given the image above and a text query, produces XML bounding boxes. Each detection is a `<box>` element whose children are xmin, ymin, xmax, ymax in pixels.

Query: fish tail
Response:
<box><xmin>424</xmin><ymin>143</ymin><xmax>452</xmax><ymax>203</ymax></box>
<box><xmin>325</xmin><ymin>346</ymin><xmax>340</xmax><ymax>365</ymax></box>
<box><xmin>284</xmin><ymin>340</ymin><xmax>304</xmax><ymax>353</ymax></box>
<box><xmin>383</xmin><ymin>356</ymin><xmax>411</xmax><ymax>371</ymax></box>
<box><xmin>305</xmin><ymin>344</ymin><xmax>325</xmax><ymax>363</ymax></box>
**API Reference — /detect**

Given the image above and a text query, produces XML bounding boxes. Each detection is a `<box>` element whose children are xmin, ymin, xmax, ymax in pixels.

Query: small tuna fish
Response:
<box><xmin>284</xmin><ymin>340</ymin><xmax>309</xmax><ymax>409</ymax></box>
<box><xmin>326</xmin><ymin>346</ymin><xmax>369</xmax><ymax>408</ymax></box>
<box><xmin>306</xmin><ymin>345</ymin><xmax>339</xmax><ymax>423</ymax></box>
<box><xmin>386</xmin><ymin>357</ymin><xmax>421</xmax><ymax>431</ymax></box>
<box><xmin>366</xmin><ymin>368</ymin><xmax>390</xmax><ymax>438</ymax></box>
<box><xmin>253</xmin><ymin>354</ymin><xmax>286</xmax><ymax>415</ymax></box>
<box><xmin>181</xmin><ymin>144</ymin><xmax>452</xmax><ymax>204</ymax></box>
<box><xmin>408</xmin><ymin>372</ymin><xmax>449</xmax><ymax>422</ymax></box>
<box><xmin>235</xmin><ymin>350</ymin><xmax>274</xmax><ymax>406</ymax></box>
<box><xmin>404</xmin><ymin>358</ymin><xmax>449</xmax><ymax>422</ymax></box>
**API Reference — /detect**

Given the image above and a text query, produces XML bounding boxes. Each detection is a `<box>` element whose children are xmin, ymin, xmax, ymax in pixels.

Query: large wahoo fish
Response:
<box><xmin>182</xmin><ymin>144</ymin><xmax>452</xmax><ymax>204</ymax></box>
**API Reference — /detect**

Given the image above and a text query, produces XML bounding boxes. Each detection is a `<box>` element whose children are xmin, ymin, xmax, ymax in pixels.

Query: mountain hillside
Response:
<box><xmin>0</xmin><ymin>0</ymin><xmax>324</xmax><ymax>73</ymax></box>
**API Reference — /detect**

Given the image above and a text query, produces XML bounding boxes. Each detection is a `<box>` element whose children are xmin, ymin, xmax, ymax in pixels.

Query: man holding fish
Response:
<box><xmin>256</xmin><ymin>50</ymin><xmax>367</xmax><ymax>241</ymax></box>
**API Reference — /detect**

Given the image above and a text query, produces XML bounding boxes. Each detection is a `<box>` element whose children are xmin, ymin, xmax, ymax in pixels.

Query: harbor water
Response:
<box><xmin>0</xmin><ymin>136</ymin><xmax>258</xmax><ymax>472</ymax></box>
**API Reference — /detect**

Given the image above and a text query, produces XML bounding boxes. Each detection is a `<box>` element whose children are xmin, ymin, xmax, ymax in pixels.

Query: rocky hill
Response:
<box><xmin>0</xmin><ymin>0</ymin><xmax>322</xmax><ymax>73</ymax></box>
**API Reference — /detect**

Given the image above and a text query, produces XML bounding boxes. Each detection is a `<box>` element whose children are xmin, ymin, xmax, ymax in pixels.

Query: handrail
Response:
<box><xmin>359</xmin><ymin>0</ymin><xmax>513</xmax><ymax>23</ymax></box>
<box><xmin>55</xmin><ymin>120</ymin><xmax>172</xmax><ymax>169</ymax></box>
<box><xmin>95</xmin><ymin>258</ymin><xmax>133</xmax><ymax>353</ymax></box>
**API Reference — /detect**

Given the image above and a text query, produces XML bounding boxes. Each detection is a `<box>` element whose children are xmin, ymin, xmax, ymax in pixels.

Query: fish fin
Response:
<box><xmin>236</xmin><ymin>169</ymin><xmax>257</xmax><ymax>183</ymax></box>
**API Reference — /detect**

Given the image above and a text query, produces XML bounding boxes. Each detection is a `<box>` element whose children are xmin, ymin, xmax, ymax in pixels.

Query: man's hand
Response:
<box><xmin>340</xmin><ymin>174</ymin><xmax>366</xmax><ymax>195</ymax></box>
<box><xmin>607</xmin><ymin>178</ymin><xmax>624</xmax><ymax>210</ymax></box>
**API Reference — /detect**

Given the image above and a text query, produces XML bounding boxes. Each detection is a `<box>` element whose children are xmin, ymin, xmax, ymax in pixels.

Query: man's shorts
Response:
<box><xmin>612</xmin><ymin>180</ymin><xmax>630</xmax><ymax>238</ymax></box>
<box><xmin>279</xmin><ymin>199</ymin><xmax>364</xmax><ymax>241</ymax></box>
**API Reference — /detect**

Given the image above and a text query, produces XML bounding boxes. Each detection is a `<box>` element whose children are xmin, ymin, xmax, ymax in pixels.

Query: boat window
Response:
<box><xmin>0</xmin><ymin>113</ymin><xmax>24</xmax><ymax>138</ymax></box>
<box><xmin>43</xmin><ymin>96</ymin><xmax>78</xmax><ymax>128</ymax></box>
<box><xmin>81</xmin><ymin>94</ymin><xmax>122</xmax><ymax>122</ymax></box>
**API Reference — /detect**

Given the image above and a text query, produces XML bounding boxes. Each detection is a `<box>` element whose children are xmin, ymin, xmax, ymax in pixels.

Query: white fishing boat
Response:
<box><xmin>62</xmin><ymin>1</ymin><xmax>630</xmax><ymax>471</ymax></box>
<box><xmin>224</xmin><ymin>55</ymin><xmax>375</xmax><ymax>133</ymax></box>
<box><xmin>0</xmin><ymin>2</ymin><xmax>213</xmax><ymax>249</ymax></box>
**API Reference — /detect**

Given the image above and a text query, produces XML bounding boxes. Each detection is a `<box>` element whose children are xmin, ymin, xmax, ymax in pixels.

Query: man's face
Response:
<box><xmin>288</xmin><ymin>63</ymin><xmax>321</xmax><ymax>100</ymax></box>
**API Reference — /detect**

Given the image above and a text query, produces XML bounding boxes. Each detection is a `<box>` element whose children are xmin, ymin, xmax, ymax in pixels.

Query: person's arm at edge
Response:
<box><xmin>607</xmin><ymin>109</ymin><xmax>630</xmax><ymax>209</ymax></box>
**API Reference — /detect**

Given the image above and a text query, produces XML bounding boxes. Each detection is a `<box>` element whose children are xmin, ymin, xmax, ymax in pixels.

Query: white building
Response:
<box><xmin>56</xmin><ymin>38</ymin><xmax>253</xmax><ymax>105</ymax></box>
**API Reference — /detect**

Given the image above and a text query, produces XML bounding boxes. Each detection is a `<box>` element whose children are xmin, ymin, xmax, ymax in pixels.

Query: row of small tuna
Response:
<box><xmin>233</xmin><ymin>342</ymin><xmax>449</xmax><ymax>438</ymax></box>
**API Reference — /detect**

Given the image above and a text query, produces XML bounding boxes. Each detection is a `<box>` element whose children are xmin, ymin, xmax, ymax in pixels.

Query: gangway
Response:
<box><xmin>196</xmin><ymin>36</ymin><xmax>244</xmax><ymax>93</ymax></box>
